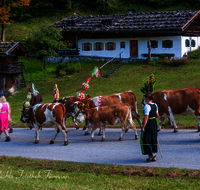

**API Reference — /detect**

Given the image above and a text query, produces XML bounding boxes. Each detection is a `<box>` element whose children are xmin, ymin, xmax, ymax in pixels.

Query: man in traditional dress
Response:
<box><xmin>29</xmin><ymin>83</ymin><xmax>43</xmax><ymax>106</ymax></box>
<box><xmin>140</xmin><ymin>92</ymin><xmax>159</xmax><ymax>162</ymax></box>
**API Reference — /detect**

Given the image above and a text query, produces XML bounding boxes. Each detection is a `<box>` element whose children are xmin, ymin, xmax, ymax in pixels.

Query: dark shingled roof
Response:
<box><xmin>0</xmin><ymin>42</ymin><xmax>28</xmax><ymax>56</ymax></box>
<box><xmin>54</xmin><ymin>10</ymin><xmax>200</xmax><ymax>33</ymax></box>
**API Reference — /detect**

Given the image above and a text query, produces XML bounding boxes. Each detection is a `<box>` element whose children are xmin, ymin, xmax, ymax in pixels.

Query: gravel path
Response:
<box><xmin>0</xmin><ymin>128</ymin><xmax>199</xmax><ymax>170</ymax></box>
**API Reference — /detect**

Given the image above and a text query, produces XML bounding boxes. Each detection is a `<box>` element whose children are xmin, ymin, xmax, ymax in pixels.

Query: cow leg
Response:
<box><xmin>157</xmin><ymin>117</ymin><xmax>166</xmax><ymax>132</ymax></box>
<box><xmin>98</xmin><ymin>126</ymin><xmax>103</xmax><ymax>136</ymax></box>
<box><xmin>91</xmin><ymin>125</ymin><xmax>99</xmax><ymax>141</ymax></box>
<box><xmin>167</xmin><ymin>107</ymin><xmax>178</xmax><ymax>132</ymax></box>
<box><xmin>72</xmin><ymin>116</ymin><xmax>79</xmax><ymax>130</ymax></box>
<box><xmin>118</xmin><ymin>122</ymin><xmax>125</xmax><ymax>141</ymax></box>
<box><xmin>84</xmin><ymin>123</ymin><xmax>92</xmax><ymax>135</ymax></box>
<box><xmin>34</xmin><ymin>124</ymin><xmax>40</xmax><ymax>144</ymax></box>
<box><xmin>127</xmin><ymin>111</ymin><xmax>142</xmax><ymax>132</ymax></box>
<box><xmin>83</xmin><ymin>112</ymin><xmax>88</xmax><ymax>130</ymax></box>
<box><xmin>101</xmin><ymin>125</ymin><xmax>105</xmax><ymax>141</ymax></box>
<box><xmin>197</xmin><ymin>116</ymin><xmax>200</xmax><ymax>132</ymax></box>
<box><xmin>50</xmin><ymin>127</ymin><xmax>60</xmax><ymax>144</ymax></box>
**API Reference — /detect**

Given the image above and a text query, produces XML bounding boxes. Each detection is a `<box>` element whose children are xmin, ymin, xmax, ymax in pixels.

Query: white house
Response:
<box><xmin>54</xmin><ymin>10</ymin><xmax>200</xmax><ymax>59</ymax></box>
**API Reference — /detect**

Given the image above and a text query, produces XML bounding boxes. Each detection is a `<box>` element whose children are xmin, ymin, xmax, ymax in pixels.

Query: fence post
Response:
<box><xmin>120</xmin><ymin>53</ymin><xmax>122</xmax><ymax>63</ymax></box>
<box><xmin>101</xmin><ymin>68</ymin><xmax>103</xmax><ymax>76</ymax></box>
<box><xmin>18</xmin><ymin>74</ymin><xmax>20</xmax><ymax>92</ymax></box>
<box><xmin>3</xmin><ymin>78</ymin><xmax>5</xmax><ymax>90</ymax></box>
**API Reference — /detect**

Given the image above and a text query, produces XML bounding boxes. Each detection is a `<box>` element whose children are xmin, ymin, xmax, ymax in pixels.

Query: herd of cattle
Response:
<box><xmin>17</xmin><ymin>87</ymin><xmax>200</xmax><ymax>145</ymax></box>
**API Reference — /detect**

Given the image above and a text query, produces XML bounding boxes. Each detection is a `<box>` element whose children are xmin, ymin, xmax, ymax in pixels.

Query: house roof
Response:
<box><xmin>0</xmin><ymin>42</ymin><xmax>29</xmax><ymax>56</ymax></box>
<box><xmin>54</xmin><ymin>10</ymin><xmax>200</xmax><ymax>34</ymax></box>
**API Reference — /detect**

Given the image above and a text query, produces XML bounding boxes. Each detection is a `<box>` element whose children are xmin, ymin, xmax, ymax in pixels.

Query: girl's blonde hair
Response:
<box><xmin>0</xmin><ymin>96</ymin><xmax>7</xmax><ymax>103</ymax></box>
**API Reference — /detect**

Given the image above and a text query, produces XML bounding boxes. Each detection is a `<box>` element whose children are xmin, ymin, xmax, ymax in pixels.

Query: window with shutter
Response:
<box><xmin>162</xmin><ymin>40</ymin><xmax>173</xmax><ymax>48</ymax></box>
<box><xmin>105</xmin><ymin>43</ymin><xmax>108</xmax><ymax>50</ymax></box>
<box><xmin>82</xmin><ymin>43</ymin><xmax>85</xmax><ymax>50</ymax></box>
<box><xmin>96</xmin><ymin>42</ymin><xmax>102</xmax><ymax>50</ymax></box>
<box><xmin>113</xmin><ymin>43</ymin><xmax>116</xmax><ymax>50</ymax></box>
<box><xmin>101</xmin><ymin>43</ymin><xmax>104</xmax><ymax>50</ymax></box>
<box><xmin>94</xmin><ymin>43</ymin><xmax>96</xmax><ymax>50</ymax></box>
<box><xmin>107</xmin><ymin>42</ymin><xmax>113</xmax><ymax>50</ymax></box>
<box><xmin>83</xmin><ymin>43</ymin><xmax>91</xmax><ymax>51</ymax></box>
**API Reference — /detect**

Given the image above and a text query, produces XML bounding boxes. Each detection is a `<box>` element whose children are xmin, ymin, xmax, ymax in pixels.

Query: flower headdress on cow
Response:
<box><xmin>73</xmin><ymin>67</ymin><xmax>101</xmax><ymax>120</ymax></box>
<box><xmin>53</xmin><ymin>84</ymin><xmax>59</xmax><ymax>100</ymax></box>
<box><xmin>140</xmin><ymin>74</ymin><xmax>156</xmax><ymax>106</ymax></box>
<box><xmin>30</xmin><ymin>83</ymin><xmax>39</xmax><ymax>95</ymax></box>
<box><xmin>74</xmin><ymin>66</ymin><xmax>101</xmax><ymax>101</ymax></box>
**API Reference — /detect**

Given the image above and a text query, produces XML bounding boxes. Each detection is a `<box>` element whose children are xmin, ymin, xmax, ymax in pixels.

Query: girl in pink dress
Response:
<box><xmin>0</xmin><ymin>96</ymin><xmax>11</xmax><ymax>142</ymax></box>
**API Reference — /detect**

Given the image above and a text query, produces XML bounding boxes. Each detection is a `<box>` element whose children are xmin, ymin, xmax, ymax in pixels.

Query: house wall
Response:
<box><xmin>78</xmin><ymin>36</ymin><xmax>200</xmax><ymax>59</ymax></box>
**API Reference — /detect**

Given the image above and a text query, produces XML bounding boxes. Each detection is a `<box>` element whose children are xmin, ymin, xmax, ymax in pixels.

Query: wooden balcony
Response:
<box><xmin>0</xmin><ymin>61</ymin><xmax>24</xmax><ymax>74</ymax></box>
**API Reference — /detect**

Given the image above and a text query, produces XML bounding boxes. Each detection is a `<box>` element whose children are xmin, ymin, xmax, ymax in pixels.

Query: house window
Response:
<box><xmin>191</xmin><ymin>40</ymin><xmax>196</xmax><ymax>47</ymax></box>
<box><xmin>96</xmin><ymin>43</ymin><xmax>102</xmax><ymax>50</ymax></box>
<box><xmin>185</xmin><ymin>39</ymin><xmax>190</xmax><ymax>47</ymax></box>
<box><xmin>94</xmin><ymin>42</ymin><xmax>104</xmax><ymax>51</ymax></box>
<box><xmin>108</xmin><ymin>42</ymin><xmax>113</xmax><ymax>50</ymax></box>
<box><xmin>147</xmin><ymin>40</ymin><xmax>158</xmax><ymax>48</ymax></box>
<box><xmin>120</xmin><ymin>42</ymin><xmax>125</xmax><ymax>48</ymax></box>
<box><xmin>82</xmin><ymin>43</ymin><xmax>92</xmax><ymax>51</ymax></box>
<box><xmin>162</xmin><ymin>40</ymin><xmax>173</xmax><ymax>48</ymax></box>
<box><xmin>105</xmin><ymin>42</ymin><xmax>116</xmax><ymax>50</ymax></box>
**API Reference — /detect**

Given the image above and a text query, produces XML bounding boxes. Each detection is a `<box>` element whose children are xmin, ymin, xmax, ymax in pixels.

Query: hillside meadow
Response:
<box><xmin>7</xmin><ymin>57</ymin><xmax>200</xmax><ymax>130</ymax></box>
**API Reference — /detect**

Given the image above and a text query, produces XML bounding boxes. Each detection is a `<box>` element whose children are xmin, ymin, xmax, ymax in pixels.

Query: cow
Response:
<box><xmin>148</xmin><ymin>87</ymin><xmax>200</xmax><ymax>132</ymax></box>
<box><xmin>20</xmin><ymin>103</ymin><xmax>68</xmax><ymax>145</ymax></box>
<box><xmin>76</xmin><ymin>103</ymin><xmax>138</xmax><ymax>141</ymax></box>
<box><xmin>53</xmin><ymin>94</ymin><xmax>91</xmax><ymax>130</ymax></box>
<box><xmin>77</xmin><ymin>91</ymin><xmax>142</xmax><ymax>135</ymax></box>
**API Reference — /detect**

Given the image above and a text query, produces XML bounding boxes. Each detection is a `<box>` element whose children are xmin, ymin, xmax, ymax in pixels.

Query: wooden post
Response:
<box><xmin>3</xmin><ymin>78</ymin><xmax>5</xmax><ymax>90</ymax></box>
<box><xmin>15</xmin><ymin>76</ymin><xmax>17</xmax><ymax>91</ymax></box>
<box><xmin>111</xmin><ymin>60</ymin><xmax>113</xmax><ymax>69</ymax></box>
<box><xmin>101</xmin><ymin>68</ymin><xmax>103</xmax><ymax>76</ymax></box>
<box><xmin>18</xmin><ymin>74</ymin><xmax>20</xmax><ymax>92</ymax></box>
<box><xmin>76</xmin><ymin>35</ymin><xmax>78</xmax><ymax>50</ymax></box>
<box><xmin>120</xmin><ymin>53</ymin><xmax>122</xmax><ymax>62</ymax></box>
<box><xmin>148</xmin><ymin>41</ymin><xmax>151</xmax><ymax>61</ymax></box>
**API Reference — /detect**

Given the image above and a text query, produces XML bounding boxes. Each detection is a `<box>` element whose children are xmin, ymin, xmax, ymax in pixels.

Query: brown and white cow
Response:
<box><xmin>53</xmin><ymin>94</ymin><xmax>91</xmax><ymax>130</ymax></box>
<box><xmin>76</xmin><ymin>103</ymin><xmax>138</xmax><ymax>141</ymax></box>
<box><xmin>79</xmin><ymin>91</ymin><xmax>142</xmax><ymax>134</ymax></box>
<box><xmin>147</xmin><ymin>87</ymin><xmax>200</xmax><ymax>132</ymax></box>
<box><xmin>21</xmin><ymin>103</ymin><xmax>68</xmax><ymax>145</ymax></box>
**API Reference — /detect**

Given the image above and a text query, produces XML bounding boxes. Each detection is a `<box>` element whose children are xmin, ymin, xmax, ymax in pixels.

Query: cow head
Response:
<box><xmin>20</xmin><ymin>107</ymin><xmax>30</xmax><ymax>125</ymax></box>
<box><xmin>73</xmin><ymin>99</ymin><xmax>90</xmax><ymax>122</ymax></box>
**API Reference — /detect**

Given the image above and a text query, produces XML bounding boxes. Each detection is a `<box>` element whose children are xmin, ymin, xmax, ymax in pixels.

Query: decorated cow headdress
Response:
<box><xmin>140</xmin><ymin>74</ymin><xmax>156</xmax><ymax>106</ymax></box>
<box><xmin>53</xmin><ymin>84</ymin><xmax>59</xmax><ymax>100</ymax></box>
<box><xmin>75</xmin><ymin>66</ymin><xmax>101</xmax><ymax>101</ymax></box>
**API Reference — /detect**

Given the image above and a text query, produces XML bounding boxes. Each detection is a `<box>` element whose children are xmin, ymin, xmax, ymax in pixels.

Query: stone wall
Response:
<box><xmin>43</xmin><ymin>55</ymin><xmax>143</xmax><ymax>64</ymax></box>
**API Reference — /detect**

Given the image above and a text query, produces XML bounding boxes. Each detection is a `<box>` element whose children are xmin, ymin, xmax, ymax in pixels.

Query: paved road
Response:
<box><xmin>0</xmin><ymin>128</ymin><xmax>199</xmax><ymax>170</ymax></box>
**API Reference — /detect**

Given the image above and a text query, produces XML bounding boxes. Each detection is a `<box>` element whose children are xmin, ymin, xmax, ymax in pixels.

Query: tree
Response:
<box><xmin>0</xmin><ymin>0</ymin><xmax>30</xmax><ymax>42</ymax></box>
<box><xmin>26</xmin><ymin>26</ymin><xmax>67</xmax><ymax>69</ymax></box>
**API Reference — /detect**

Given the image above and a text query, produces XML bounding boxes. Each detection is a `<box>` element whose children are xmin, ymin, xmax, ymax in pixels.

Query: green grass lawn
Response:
<box><xmin>8</xmin><ymin>57</ymin><xmax>200</xmax><ymax>129</ymax></box>
<box><xmin>0</xmin><ymin>156</ymin><xmax>200</xmax><ymax>189</ymax></box>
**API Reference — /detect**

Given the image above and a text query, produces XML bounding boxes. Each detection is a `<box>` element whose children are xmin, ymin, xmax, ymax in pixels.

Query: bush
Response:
<box><xmin>187</xmin><ymin>47</ymin><xmax>200</xmax><ymax>59</ymax></box>
<box><xmin>56</xmin><ymin>62</ymin><xmax>81</xmax><ymax>76</ymax></box>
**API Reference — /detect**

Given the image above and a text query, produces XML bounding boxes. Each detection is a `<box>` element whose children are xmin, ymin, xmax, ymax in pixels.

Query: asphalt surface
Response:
<box><xmin>0</xmin><ymin>128</ymin><xmax>200</xmax><ymax>170</ymax></box>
